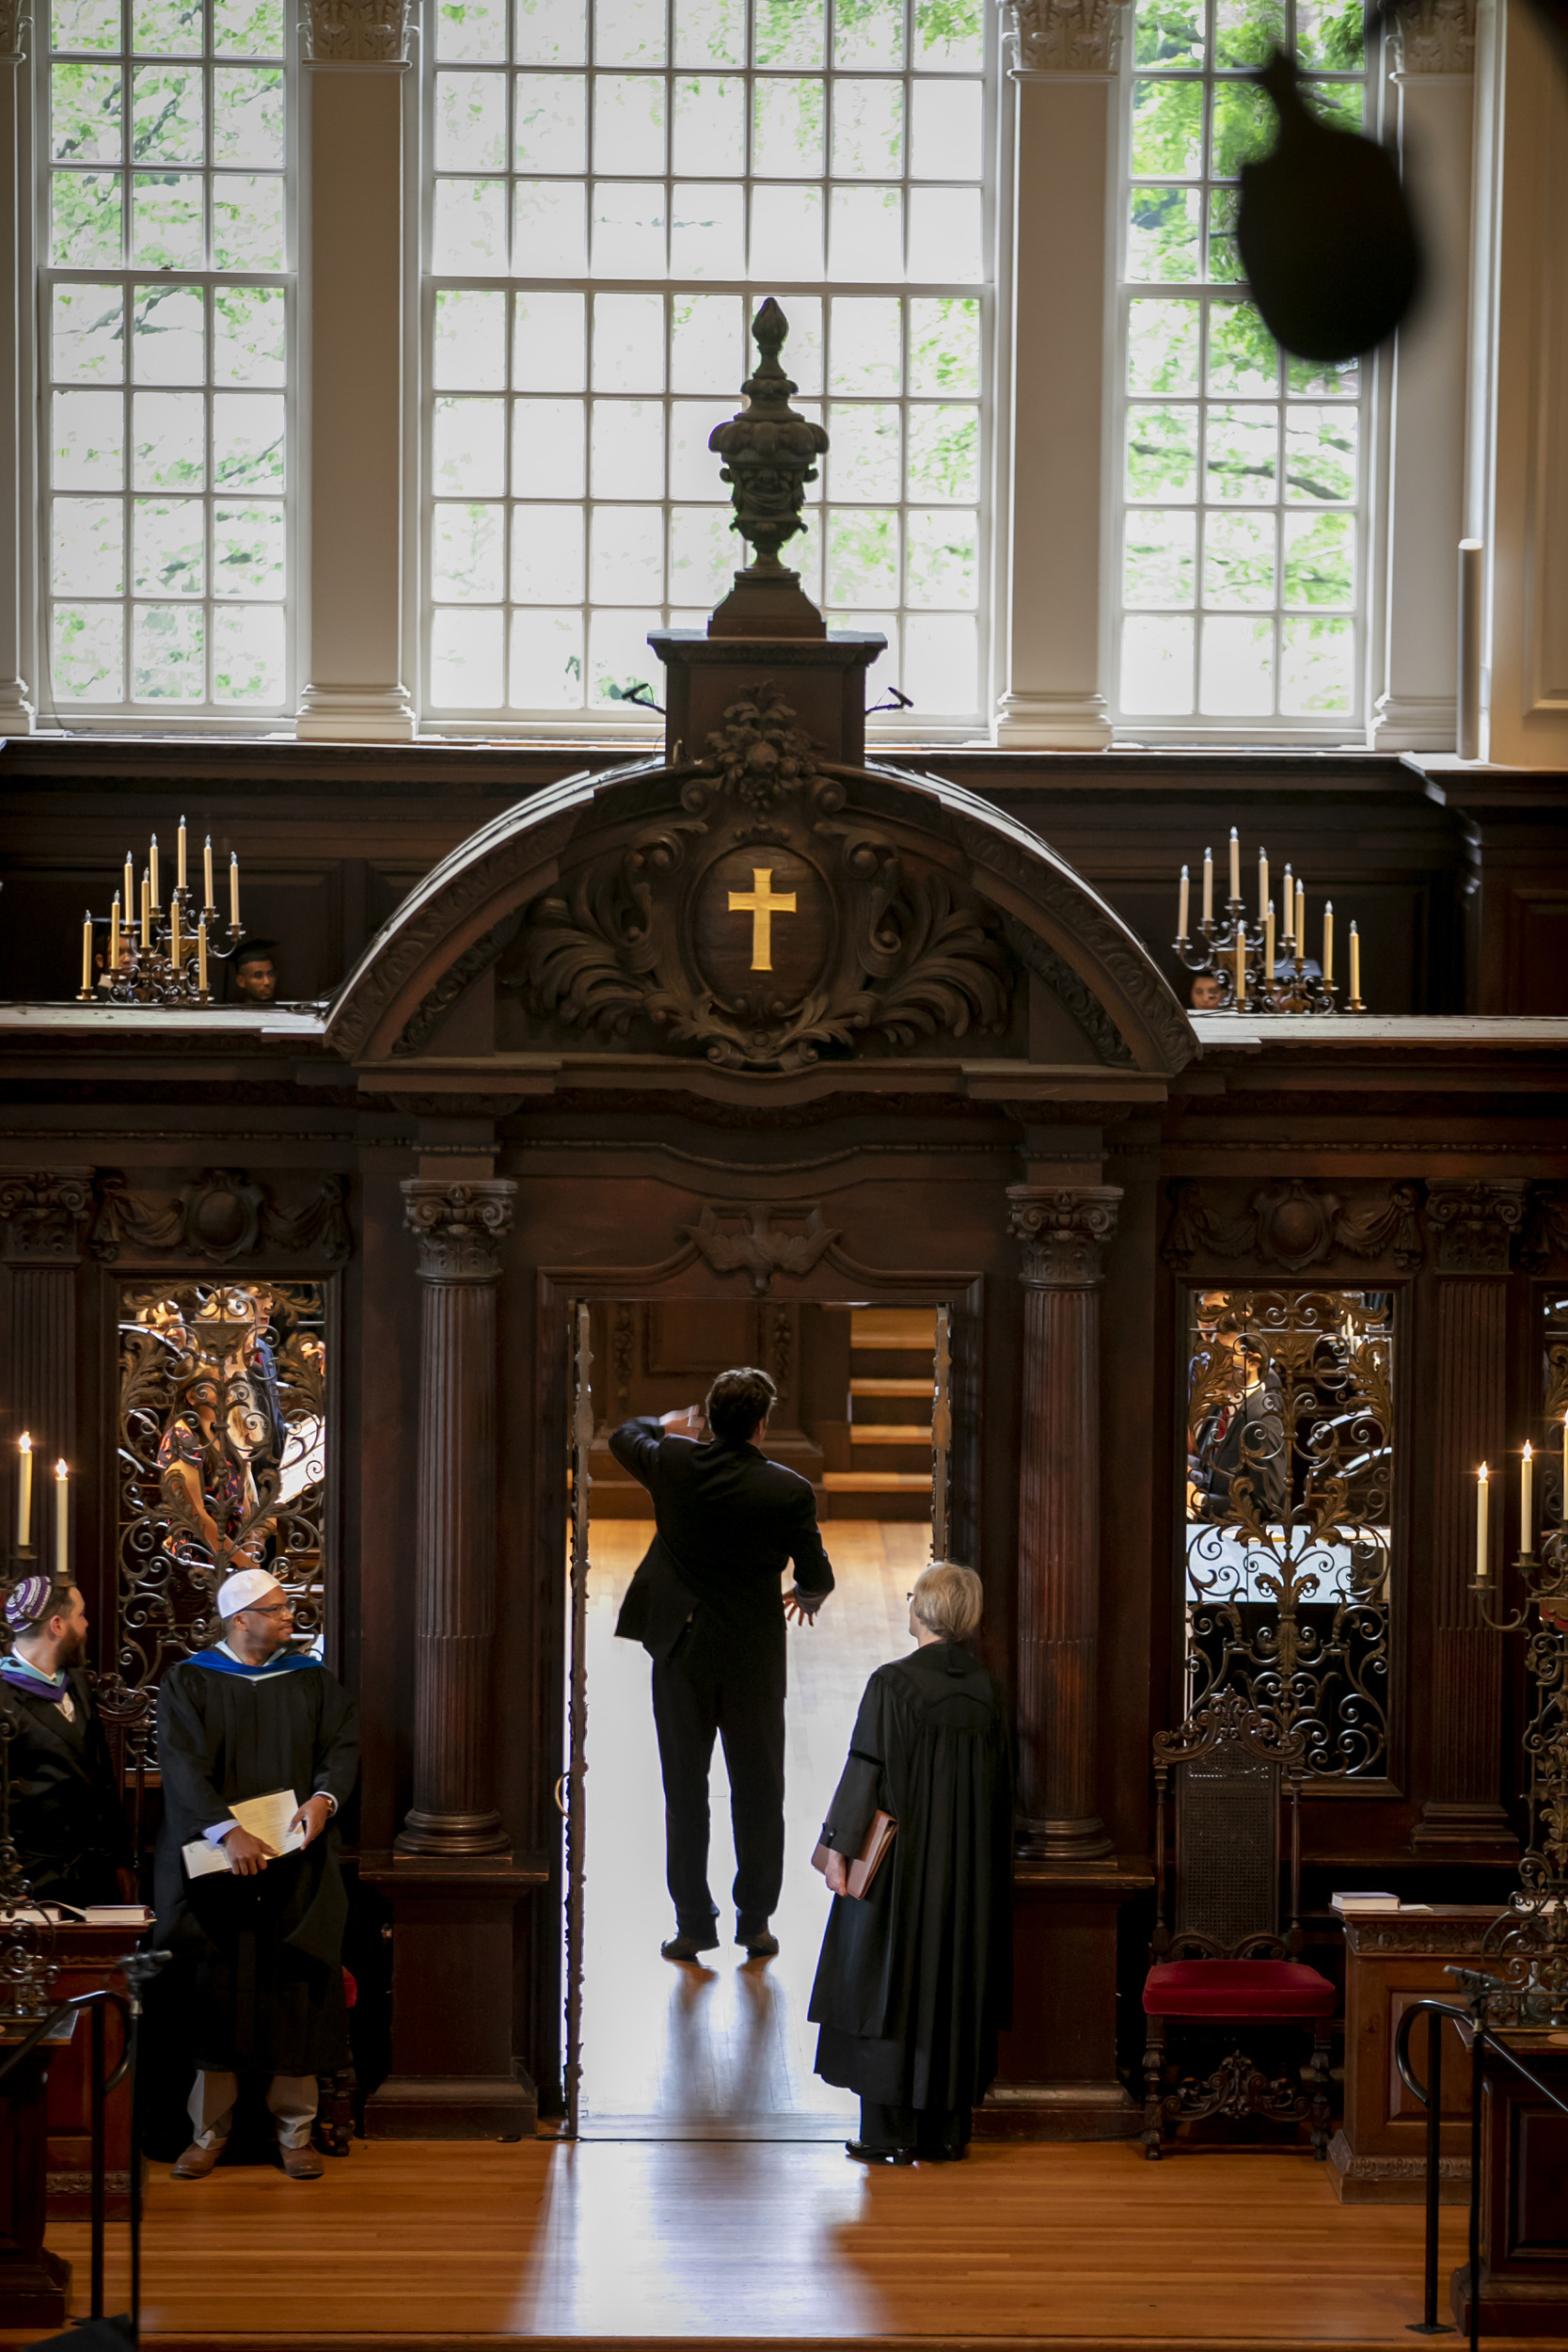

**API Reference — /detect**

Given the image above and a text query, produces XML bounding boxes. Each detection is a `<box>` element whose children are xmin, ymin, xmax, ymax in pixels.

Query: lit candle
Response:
<box><xmin>178</xmin><ymin>815</ymin><xmax>187</xmax><ymax>895</ymax></box>
<box><xmin>198</xmin><ymin>917</ymin><xmax>209</xmax><ymax>996</ymax></box>
<box><xmin>149</xmin><ymin>834</ymin><xmax>159</xmax><ymax>910</ymax></box>
<box><xmin>109</xmin><ymin>892</ymin><xmax>119</xmax><ymax>973</ymax></box>
<box><xmin>81</xmin><ymin>911</ymin><xmax>91</xmax><ymax>994</ymax></box>
<box><xmin>54</xmin><ymin>1460</ymin><xmax>68</xmax><ymax>1582</ymax></box>
<box><xmin>1350</xmin><ymin>921</ymin><xmax>1361</xmax><ymax>1005</ymax></box>
<box><xmin>123</xmin><ymin>851</ymin><xmax>135</xmax><ymax>921</ymax></box>
<box><xmin>1228</xmin><ymin>827</ymin><xmax>1241</xmax><ymax>903</ymax></box>
<box><xmin>1235</xmin><ymin>928</ymin><xmax>1246</xmax><ymax>1007</ymax></box>
<box><xmin>1281</xmin><ymin>864</ymin><xmax>1294</xmax><ymax>946</ymax></box>
<box><xmin>1265</xmin><ymin>897</ymin><xmax>1275</xmax><ymax>980</ymax></box>
<box><xmin>170</xmin><ymin>894</ymin><xmax>182</xmax><ymax>970</ymax></box>
<box><xmin>1477</xmin><ymin>1463</ymin><xmax>1490</xmax><ymax>1581</ymax></box>
<box><xmin>1323</xmin><ymin>900</ymin><xmax>1334</xmax><ymax>989</ymax></box>
<box><xmin>16</xmin><ymin>1434</ymin><xmax>31</xmax><ymax>1552</ymax></box>
<box><xmin>230</xmin><ymin>852</ymin><xmax>240</xmax><ymax>930</ymax></box>
<box><xmin>1295</xmin><ymin>880</ymin><xmax>1306</xmax><ymax>967</ymax></box>
<box><xmin>140</xmin><ymin>871</ymin><xmax>150</xmax><ymax>949</ymax></box>
<box><xmin>1178</xmin><ymin>865</ymin><xmax>1190</xmax><ymax>941</ymax></box>
<box><xmin>203</xmin><ymin>834</ymin><xmax>214</xmax><ymax>909</ymax></box>
<box><xmin>1258</xmin><ymin>846</ymin><xmax>1269</xmax><ymax>925</ymax></box>
<box><xmin>1202</xmin><ymin>848</ymin><xmax>1213</xmax><ymax>928</ymax></box>
<box><xmin>1523</xmin><ymin>1440</ymin><xmax>1534</xmax><ymax>1556</ymax></box>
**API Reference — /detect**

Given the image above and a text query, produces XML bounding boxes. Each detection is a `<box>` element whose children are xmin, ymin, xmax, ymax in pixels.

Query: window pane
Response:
<box><xmin>1121</xmin><ymin>613</ymin><xmax>1194</xmax><ymax>713</ymax></box>
<box><xmin>511</xmin><ymin>606</ymin><xmax>585</xmax><ymax>704</ymax></box>
<box><xmin>1124</xmin><ymin>508</ymin><xmax>1195</xmax><ymax>607</ymax></box>
<box><xmin>1199</xmin><ymin>612</ymin><xmax>1273</xmax><ymax>712</ymax></box>
<box><xmin>513</xmin><ymin>396</ymin><xmax>587</xmax><ymax>495</ymax></box>
<box><xmin>133</xmin><ymin>495</ymin><xmax>203</xmax><ymax>594</ymax></box>
<box><xmin>54</xmin><ymin>389</ymin><xmax>125</xmax><ymax>487</ymax></box>
<box><xmin>512</xmin><ymin>502</ymin><xmax>586</xmax><ymax>598</ymax></box>
<box><xmin>213</xmin><ymin>393</ymin><xmax>284</xmax><ymax>487</ymax></box>
<box><xmin>52</xmin><ymin>171</ymin><xmax>123</xmax><ymax>267</ymax></box>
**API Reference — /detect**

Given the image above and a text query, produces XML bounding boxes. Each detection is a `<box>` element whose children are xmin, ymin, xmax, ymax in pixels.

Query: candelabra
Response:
<box><xmin>1172</xmin><ymin>827</ymin><xmax>1368</xmax><ymax>1014</ymax></box>
<box><xmin>1470</xmin><ymin>1463</ymin><xmax>1568</xmax><ymax>2026</ymax></box>
<box><xmin>76</xmin><ymin>820</ymin><xmax>245</xmax><ymax>1008</ymax></box>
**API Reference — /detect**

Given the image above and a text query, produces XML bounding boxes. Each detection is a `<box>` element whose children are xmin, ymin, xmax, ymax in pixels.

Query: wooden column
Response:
<box><xmin>0</xmin><ymin>1175</ymin><xmax>91</xmax><ymax>1570</ymax></box>
<box><xmin>1413</xmin><ymin>1180</ymin><xmax>1524</xmax><ymax>1854</ymax></box>
<box><xmin>1008</xmin><ymin>1184</ymin><xmax>1120</xmax><ymax>1859</ymax></box>
<box><xmin>396</xmin><ymin>1180</ymin><xmax>516</xmax><ymax>1859</ymax></box>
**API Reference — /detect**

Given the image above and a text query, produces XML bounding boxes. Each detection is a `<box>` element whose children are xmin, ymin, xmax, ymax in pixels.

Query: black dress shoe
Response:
<box><xmin>846</xmin><ymin>2140</ymin><xmax>915</xmax><ymax>2166</ymax></box>
<box><xmin>737</xmin><ymin>1926</ymin><xmax>779</xmax><ymax>1956</ymax></box>
<box><xmin>661</xmin><ymin>1931</ymin><xmax>718</xmax><ymax>1963</ymax></box>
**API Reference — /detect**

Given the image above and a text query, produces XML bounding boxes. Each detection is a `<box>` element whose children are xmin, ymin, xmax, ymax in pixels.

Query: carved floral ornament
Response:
<box><xmin>1389</xmin><ymin>0</ymin><xmax>1477</xmax><ymax>73</ymax></box>
<box><xmin>1005</xmin><ymin>0</ymin><xmax>1131</xmax><ymax>74</ymax></box>
<box><xmin>1008</xmin><ymin>1184</ymin><xmax>1122</xmax><ymax>1289</ymax></box>
<box><xmin>1157</xmin><ymin>1176</ymin><xmax>1568</xmax><ymax>1278</ymax></box>
<box><xmin>0</xmin><ymin>1168</ymin><xmax>352</xmax><ymax>1266</ymax></box>
<box><xmin>300</xmin><ymin>0</ymin><xmax>413</xmax><ymax>64</ymax></box>
<box><xmin>501</xmin><ymin>682</ymin><xmax>1015</xmax><ymax>1074</ymax></box>
<box><xmin>403</xmin><ymin>1180</ymin><xmax>516</xmax><ymax>1283</ymax></box>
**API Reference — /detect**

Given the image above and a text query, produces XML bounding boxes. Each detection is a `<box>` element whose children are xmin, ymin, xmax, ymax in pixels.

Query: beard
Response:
<box><xmin>55</xmin><ymin>1627</ymin><xmax>87</xmax><ymax>1671</ymax></box>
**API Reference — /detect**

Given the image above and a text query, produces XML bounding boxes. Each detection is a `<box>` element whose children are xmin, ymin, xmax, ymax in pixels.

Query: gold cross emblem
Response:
<box><xmin>727</xmin><ymin>866</ymin><xmax>798</xmax><ymax>972</ymax></box>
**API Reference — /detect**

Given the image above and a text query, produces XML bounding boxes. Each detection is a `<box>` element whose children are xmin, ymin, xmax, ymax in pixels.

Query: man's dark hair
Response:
<box><xmin>233</xmin><ymin>938</ymin><xmax>277</xmax><ymax>971</ymax></box>
<box><xmin>705</xmin><ymin>1367</ymin><xmax>777</xmax><ymax>1444</ymax></box>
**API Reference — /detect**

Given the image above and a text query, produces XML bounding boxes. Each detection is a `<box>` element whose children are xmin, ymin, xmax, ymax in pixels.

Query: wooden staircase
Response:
<box><xmin>820</xmin><ymin>1307</ymin><xmax>936</xmax><ymax>1523</ymax></box>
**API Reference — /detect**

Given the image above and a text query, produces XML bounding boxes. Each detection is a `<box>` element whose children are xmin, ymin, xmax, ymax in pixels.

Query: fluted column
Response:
<box><xmin>1413</xmin><ymin>1179</ymin><xmax>1524</xmax><ymax>1852</ymax></box>
<box><xmin>0</xmin><ymin>1176</ymin><xmax>92</xmax><ymax>1552</ymax></box>
<box><xmin>1009</xmin><ymin>1184</ymin><xmax>1120</xmax><ymax>1858</ymax></box>
<box><xmin>396</xmin><ymin>1179</ymin><xmax>516</xmax><ymax>1857</ymax></box>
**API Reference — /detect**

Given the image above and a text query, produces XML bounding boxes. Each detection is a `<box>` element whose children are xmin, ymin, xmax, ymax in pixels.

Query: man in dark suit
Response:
<box><xmin>0</xmin><ymin>1576</ymin><xmax>136</xmax><ymax>1910</ymax></box>
<box><xmin>611</xmin><ymin>1365</ymin><xmax>834</xmax><ymax>1963</ymax></box>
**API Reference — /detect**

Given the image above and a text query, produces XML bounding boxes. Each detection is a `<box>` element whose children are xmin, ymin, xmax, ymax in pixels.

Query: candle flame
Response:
<box><xmin>17</xmin><ymin>1433</ymin><xmax>28</xmax><ymax>1454</ymax></box>
<box><xmin>54</xmin><ymin>1459</ymin><xmax>67</xmax><ymax>1481</ymax></box>
<box><xmin>1479</xmin><ymin>1463</ymin><xmax>1489</xmax><ymax>1482</ymax></box>
<box><xmin>1525</xmin><ymin>1440</ymin><xmax>1534</xmax><ymax>1461</ymax></box>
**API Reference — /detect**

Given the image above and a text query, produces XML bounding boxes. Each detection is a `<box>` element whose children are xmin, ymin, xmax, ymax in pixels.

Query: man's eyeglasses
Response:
<box><xmin>240</xmin><ymin>1599</ymin><xmax>293</xmax><ymax>1619</ymax></box>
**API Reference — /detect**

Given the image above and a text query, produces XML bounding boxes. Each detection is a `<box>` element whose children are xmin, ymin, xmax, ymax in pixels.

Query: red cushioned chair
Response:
<box><xmin>1142</xmin><ymin>1689</ymin><xmax>1335</xmax><ymax>2160</ymax></box>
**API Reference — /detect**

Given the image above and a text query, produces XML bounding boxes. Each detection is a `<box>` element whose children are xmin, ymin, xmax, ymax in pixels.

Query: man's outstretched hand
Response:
<box><xmin>660</xmin><ymin>1405</ymin><xmax>705</xmax><ymax>1439</ymax></box>
<box><xmin>784</xmin><ymin>1587</ymin><xmax>823</xmax><ymax>1627</ymax></box>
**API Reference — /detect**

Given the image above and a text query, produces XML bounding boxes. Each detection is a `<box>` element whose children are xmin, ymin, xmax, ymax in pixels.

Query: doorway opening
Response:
<box><xmin>564</xmin><ymin>1299</ymin><xmax>950</xmax><ymax>2140</ymax></box>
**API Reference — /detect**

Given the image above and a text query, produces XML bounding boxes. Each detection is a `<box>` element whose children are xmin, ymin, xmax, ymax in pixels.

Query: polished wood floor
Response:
<box><xmin>14</xmin><ymin>2139</ymin><xmax>1494</xmax><ymax>2350</ymax></box>
<box><xmin>580</xmin><ymin>1518</ymin><xmax>927</xmax><ymax>2137</ymax></box>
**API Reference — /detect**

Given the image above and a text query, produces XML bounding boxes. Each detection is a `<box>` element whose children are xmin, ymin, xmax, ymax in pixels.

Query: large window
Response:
<box><xmin>41</xmin><ymin>0</ymin><xmax>293</xmax><ymax>718</ymax></box>
<box><xmin>1114</xmin><ymin>0</ymin><xmax>1370</xmax><ymax>737</ymax></box>
<box><xmin>424</xmin><ymin>0</ymin><xmax>990</xmax><ymax>733</ymax></box>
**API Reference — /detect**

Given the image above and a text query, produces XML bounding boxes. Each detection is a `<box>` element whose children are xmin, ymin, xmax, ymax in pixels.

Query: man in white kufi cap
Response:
<box><xmin>152</xmin><ymin>1563</ymin><xmax>358</xmax><ymax>2182</ymax></box>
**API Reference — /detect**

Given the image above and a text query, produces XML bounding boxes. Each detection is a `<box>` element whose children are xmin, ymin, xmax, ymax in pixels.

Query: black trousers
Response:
<box><xmin>650</xmin><ymin>1619</ymin><xmax>784</xmax><ymax>1935</ymax></box>
<box><xmin>860</xmin><ymin>2099</ymin><xmax>973</xmax><ymax>2159</ymax></box>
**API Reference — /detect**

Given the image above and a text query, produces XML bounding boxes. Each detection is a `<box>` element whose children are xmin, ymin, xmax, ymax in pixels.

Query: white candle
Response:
<box><xmin>1523</xmin><ymin>1441</ymin><xmax>1534</xmax><ymax>1555</ymax></box>
<box><xmin>171</xmin><ymin>895</ymin><xmax>182</xmax><ymax>970</ymax></box>
<box><xmin>1295</xmin><ymin>880</ymin><xmax>1306</xmax><ymax>967</ymax></box>
<box><xmin>1265</xmin><ymin>898</ymin><xmax>1275</xmax><ymax>981</ymax></box>
<box><xmin>1201</xmin><ymin>849</ymin><xmax>1213</xmax><ymax>928</ymax></box>
<box><xmin>16</xmin><ymin>1434</ymin><xmax>31</xmax><ymax>1551</ymax></box>
<box><xmin>1281</xmin><ymin>865</ymin><xmax>1294</xmax><ymax>946</ymax></box>
<box><xmin>230</xmin><ymin>852</ymin><xmax>240</xmax><ymax>929</ymax></box>
<box><xmin>178</xmin><ymin>815</ymin><xmax>187</xmax><ymax>894</ymax></box>
<box><xmin>109</xmin><ymin>893</ymin><xmax>119</xmax><ymax>973</ymax></box>
<box><xmin>1228</xmin><ymin>827</ymin><xmax>1241</xmax><ymax>903</ymax></box>
<box><xmin>140</xmin><ymin>872</ymin><xmax>150</xmax><ymax>949</ymax></box>
<box><xmin>1258</xmin><ymin>847</ymin><xmax>1269</xmax><ymax>924</ymax></box>
<box><xmin>124</xmin><ymin>851</ymin><xmax>135</xmax><ymax>920</ymax></box>
<box><xmin>1178</xmin><ymin>866</ymin><xmax>1190</xmax><ymax>941</ymax></box>
<box><xmin>198</xmin><ymin>918</ymin><xmax>209</xmax><ymax>996</ymax></box>
<box><xmin>203</xmin><ymin>835</ymin><xmax>214</xmax><ymax>909</ymax></box>
<box><xmin>149</xmin><ymin>834</ymin><xmax>159</xmax><ymax>910</ymax></box>
<box><xmin>1323</xmin><ymin>901</ymin><xmax>1334</xmax><ymax>989</ymax></box>
<box><xmin>54</xmin><ymin>1460</ymin><xmax>68</xmax><ymax>1582</ymax></box>
<box><xmin>81</xmin><ymin>912</ymin><xmax>92</xmax><ymax>993</ymax></box>
<box><xmin>1235</xmin><ymin>928</ymin><xmax>1246</xmax><ymax>1007</ymax></box>
<box><xmin>1350</xmin><ymin>921</ymin><xmax>1361</xmax><ymax>1005</ymax></box>
<box><xmin>1477</xmin><ymin>1464</ymin><xmax>1490</xmax><ymax>1581</ymax></box>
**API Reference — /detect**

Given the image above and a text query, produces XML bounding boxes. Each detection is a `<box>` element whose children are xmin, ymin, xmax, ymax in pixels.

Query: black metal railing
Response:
<box><xmin>1394</xmin><ymin>1968</ymin><xmax>1568</xmax><ymax>2352</ymax></box>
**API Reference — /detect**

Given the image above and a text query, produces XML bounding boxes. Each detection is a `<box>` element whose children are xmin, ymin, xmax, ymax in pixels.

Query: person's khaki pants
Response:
<box><xmin>189</xmin><ymin>2069</ymin><xmax>317</xmax><ymax>2151</ymax></box>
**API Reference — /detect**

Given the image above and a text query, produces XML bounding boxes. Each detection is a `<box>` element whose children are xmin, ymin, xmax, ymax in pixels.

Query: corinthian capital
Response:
<box><xmin>1390</xmin><ymin>0</ymin><xmax>1476</xmax><ymax>72</ymax></box>
<box><xmin>1426</xmin><ymin>1179</ymin><xmax>1527</xmax><ymax>1276</ymax></box>
<box><xmin>403</xmin><ymin>1180</ymin><xmax>516</xmax><ymax>1284</ymax></box>
<box><xmin>1007</xmin><ymin>1184</ymin><xmax>1121</xmax><ymax>1289</ymax></box>
<box><xmin>0</xmin><ymin>0</ymin><xmax>26</xmax><ymax>58</ymax></box>
<box><xmin>1005</xmin><ymin>0</ymin><xmax>1130</xmax><ymax>73</ymax></box>
<box><xmin>0</xmin><ymin>1170</ymin><xmax>93</xmax><ymax>1263</ymax></box>
<box><xmin>302</xmin><ymin>0</ymin><xmax>414</xmax><ymax>65</ymax></box>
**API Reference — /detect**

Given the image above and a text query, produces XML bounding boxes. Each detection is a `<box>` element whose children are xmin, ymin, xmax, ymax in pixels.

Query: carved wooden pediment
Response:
<box><xmin>499</xmin><ymin>685</ymin><xmax>1012</xmax><ymax>1073</ymax></box>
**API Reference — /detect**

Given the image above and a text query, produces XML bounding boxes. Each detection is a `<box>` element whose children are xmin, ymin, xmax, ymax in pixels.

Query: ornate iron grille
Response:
<box><xmin>116</xmin><ymin>1279</ymin><xmax>326</xmax><ymax>1694</ymax></box>
<box><xmin>1183</xmin><ymin>1285</ymin><xmax>1393</xmax><ymax>1779</ymax></box>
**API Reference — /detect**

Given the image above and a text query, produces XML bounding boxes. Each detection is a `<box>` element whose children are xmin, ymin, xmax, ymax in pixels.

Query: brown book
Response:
<box><xmin>812</xmin><ymin>1809</ymin><xmax>896</xmax><ymax>1900</ymax></box>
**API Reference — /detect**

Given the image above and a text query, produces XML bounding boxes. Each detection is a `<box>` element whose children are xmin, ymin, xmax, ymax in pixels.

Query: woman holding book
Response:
<box><xmin>809</xmin><ymin>1561</ymin><xmax>1013</xmax><ymax>2166</ymax></box>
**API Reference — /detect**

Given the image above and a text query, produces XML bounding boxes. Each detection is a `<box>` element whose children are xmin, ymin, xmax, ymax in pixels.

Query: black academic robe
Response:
<box><xmin>809</xmin><ymin>1639</ymin><xmax>1013</xmax><ymax>2113</ymax></box>
<box><xmin>2</xmin><ymin>1669</ymin><xmax>134</xmax><ymax>1908</ymax></box>
<box><xmin>152</xmin><ymin>1654</ymin><xmax>359</xmax><ymax>2076</ymax></box>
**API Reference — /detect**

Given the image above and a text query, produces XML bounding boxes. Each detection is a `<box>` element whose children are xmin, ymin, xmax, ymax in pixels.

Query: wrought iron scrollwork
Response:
<box><xmin>1182</xmin><ymin>1285</ymin><xmax>1393</xmax><ymax>1781</ymax></box>
<box><xmin>116</xmin><ymin>1279</ymin><xmax>327</xmax><ymax>1693</ymax></box>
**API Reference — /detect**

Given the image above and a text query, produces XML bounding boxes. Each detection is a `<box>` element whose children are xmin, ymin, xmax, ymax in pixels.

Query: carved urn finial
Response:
<box><xmin>705</xmin><ymin>299</ymin><xmax>830</xmax><ymax>640</ymax></box>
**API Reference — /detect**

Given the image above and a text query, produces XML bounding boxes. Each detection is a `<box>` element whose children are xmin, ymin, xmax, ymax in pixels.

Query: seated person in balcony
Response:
<box><xmin>809</xmin><ymin>1563</ymin><xmax>1013</xmax><ymax>2167</ymax></box>
<box><xmin>1188</xmin><ymin>1328</ymin><xmax>1287</xmax><ymax>1525</ymax></box>
<box><xmin>154</xmin><ymin>1565</ymin><xmax>358</xmax><ymax>2183</ymax></box>
<box><xmin>0</xmin><ymin>1576</ymin><xmax>136</xmax><ymax>1909</ymax></box>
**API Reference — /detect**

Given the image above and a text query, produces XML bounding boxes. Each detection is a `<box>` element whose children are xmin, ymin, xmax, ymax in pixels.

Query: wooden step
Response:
<box><xmin>850</xmin><ymin>1424</ymin><xmax>931</xmax><ymax>1444</ymax></box>
<box><xmin>822</xmin><ymin>1470</ymin><xmax>933</xmax><ymax>1492</ymax></box>
<box><xmin>850</xmin><ymin>1307</ymin><xmax>937</xmax><ymax>1347</ymax></box>
<box><xmin>849</xmin><ymin>1377</ymin><xmax>933</xmax><ymax>1396</ymax></box>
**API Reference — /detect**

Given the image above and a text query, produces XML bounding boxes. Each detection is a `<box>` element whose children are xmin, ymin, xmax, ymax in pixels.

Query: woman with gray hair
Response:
<box><xmin>808</xmin><ymin>1561</ymin><xmax>1012</xmax><ymax>2165</ymax></box>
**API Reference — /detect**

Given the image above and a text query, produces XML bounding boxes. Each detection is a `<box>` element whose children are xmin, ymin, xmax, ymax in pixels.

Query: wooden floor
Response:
<box><xmin>580</xmin><ymin>1518</ymin><xmax>926</xmax><ymax>2137</ymax></box>
<box><xmin>10</xmin><ymin>2139</ymin><xmax>1499</xmax><ymax>2350</ymax></box>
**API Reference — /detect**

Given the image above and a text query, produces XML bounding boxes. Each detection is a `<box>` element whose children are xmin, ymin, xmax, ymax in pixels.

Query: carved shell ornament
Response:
<box><xmin>504</xmin><ymin>683</ymin><xmax>1013</xmax><ymax>1074</ymax></box>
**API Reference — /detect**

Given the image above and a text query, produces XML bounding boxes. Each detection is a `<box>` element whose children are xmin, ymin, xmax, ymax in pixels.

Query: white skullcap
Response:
<box><xmin>215</xmin><ymin>1565</ymin><xmax>283</xmax><ymax>1618</ymax></box>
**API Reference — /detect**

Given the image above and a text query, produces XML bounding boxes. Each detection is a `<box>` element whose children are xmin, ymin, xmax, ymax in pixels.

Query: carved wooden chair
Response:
<box><xmin>1143</xmin><ymin>1688</ymin><xmax>1335</xmax><ymax>2160</ymax></box>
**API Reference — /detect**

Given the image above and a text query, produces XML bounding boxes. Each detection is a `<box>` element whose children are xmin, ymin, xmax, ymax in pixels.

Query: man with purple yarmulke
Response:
<box><xmin>0</xmin><ymin>1575</ymin><xmax>135</xmax><ymax>1911</ymax></box>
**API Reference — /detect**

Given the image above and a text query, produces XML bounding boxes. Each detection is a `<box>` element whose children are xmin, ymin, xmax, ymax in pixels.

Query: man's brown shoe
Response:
<box><xmin>280</xmin><ymin>2143</ymin><xmax>325</xmax><ymax>2179</ymax></box>
<box><xmin>171</xmin><ymin>2140</ymin><xmax>221</xmax><ymax>2180</ymax></box>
